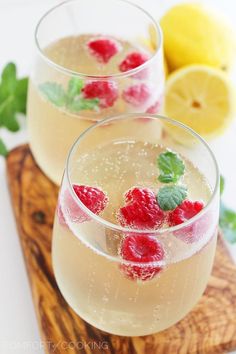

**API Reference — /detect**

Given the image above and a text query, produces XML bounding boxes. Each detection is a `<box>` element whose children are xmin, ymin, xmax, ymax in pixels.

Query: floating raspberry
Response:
<box><xmin>117</xmin><ymin>187</ymin><xmax>165</xmax><ymax>229</ymax></box>
<box><xmin>122</xmin><ymin>83</ymin><xmax>151</xmax><ymax>107</ymax></box>
<box><xmin>64</xmin><ymin>185</ymin><xmax>108</xmax><ymax>223</ymax></box>
<box><xmin>168</xmin><ymin>199</ymin><xmax>205</xmax><ymax>243</ymax></box>
<box><xmin>169</xmin><ymin>200</ymin><xmax>204</xmax><ymax>225</ymax></box>
<box><xmin>88</xmin><ymin>38</ymin><xmax>120</xmax><ymax>63</ymax></box>
<box><xmin>120</xmin><ymin>234</ymin><xmax>164</xmax><ymax>281</ymax></box>
<box><xmin>83</xmin><ymin>81</ymin><xmax>118</xmax><ymax>108</ymax></box>
<box><xmin>119</xmin><ymin>52</ymin><xmax>148</xmax><ymax>72</ymax></box>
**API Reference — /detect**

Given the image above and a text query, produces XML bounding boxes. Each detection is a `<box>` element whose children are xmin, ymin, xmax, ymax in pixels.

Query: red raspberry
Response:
<box><xmin>83</xmin><ymin>81</ymin><xmax>118</xmax><ymax>108</ymax></box>
<box><xmin>119</xmin><ymin>52</ymin><xmax>148</xmax><ymax>72</ymax></box>
<box><xmin>120</xmin><ymin>234</ymin><xmax>164</xmax><ymax>281</ymax></box>
<box><xmin>122</xmin><ymin>83</ymin><xmax>151</xmax><ymax>107</ymax></box>
<box><xmin>117</xmin><ymin>187</ymin><xmax>165</xmax><ymax>229</ymax></box>
<box><xmin>63</xmin><ymin>185</ymin><xmax>108</xmax><ymax>223</ymax></box>
<box><xmin>146</xmin><ymin>96</ymin><xmax>163</xmax><ymax>114</ymax></box>
<box><xmin>169</xmin><ymin>200</ymin><xmax>204</xmax><ymax>225</ymax></box>
<box><xmin>88</xmin><ymin>38</ymin><xmax>120</xmax><ymax>63</ymax></box>
<box><xmin>168</xmin><ymin>200</ymin><xmax>205</xmax><ymax>243</ymax></box>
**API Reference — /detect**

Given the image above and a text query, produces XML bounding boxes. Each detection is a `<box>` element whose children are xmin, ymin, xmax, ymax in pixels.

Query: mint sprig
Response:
<box><xmin>39</xmin><ymin>82</ymin><xmax>66</xmax><ymax>107</ymax></box>
<box><xmin>0</xmin><ymin>138</ymin><xmax>8</xmax><ymax>157</ymax></box>
<box><xmin>157</xmin><ymin>185</ymin><xmax>187</xmax><ymax>211</ymax></box>
<box><xmin>0</xmin><ymin>62</ymin><xmax>28</xmax><ymax>156</ymax></box>
<box><xmin>220</xmin><ymin>175</ymin><xmax>236</xmax><ymax>243</ymax></box>
<box><xmin>220</xmin><ymin>203</ymin><xmax>236</xmax><ymax>243</ymax></box>
<box><xmin>220</xmin><ymin>175</ymin><xmax>225</xmax><ymax>195</ymax></box>
<box><xmin>39</xmin><ymin>77</ymin><xmax>99</xmax><ymax>113</ymax></box>
<box><xmin>157</xmin><ymin>150</ymin><xmax>185</xmax><ymax>183</ymax></box>
<box><xmin>67</xmin><ymin>77</ymin><xmax>84</xmax><ymax>100</ymax></box>
<box><xmin>69</xmin><ymin>98</ymin><xmax>99</xmax><ymax>113</ymax></box>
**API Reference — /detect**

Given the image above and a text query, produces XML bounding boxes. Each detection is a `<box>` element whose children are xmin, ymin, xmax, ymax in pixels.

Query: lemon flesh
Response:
<box><xmin>164</xmin><ymin>65</ymin><xmax>235</xmax><ymax>140</ymax></box>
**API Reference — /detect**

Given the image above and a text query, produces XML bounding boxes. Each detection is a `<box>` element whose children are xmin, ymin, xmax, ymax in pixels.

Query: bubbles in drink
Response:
<box><xmin>52</xmin><ymin>138</ymin><xmax>218</xmax><ymax>335</ymax></box>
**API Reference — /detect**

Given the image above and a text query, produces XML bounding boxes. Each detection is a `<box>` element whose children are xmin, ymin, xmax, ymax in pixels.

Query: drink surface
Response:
<box><xmin>44</xmin><ymin>34</ymin><xmax>147</xmax><ymax>75</ymax></box>
<box><xmin>72</xmin><ymin>140</ymin><xmax>210</xmax><ymax>226</ymax></box>
<box><xmin>28</xmin><ymin>34</ymin><xmax>164</xmax><ymax>184</ymax></box>
<box><xmin>52</xmin><ymin>139</ymin><xmax>217</xmax><ymax>336</ymax></box>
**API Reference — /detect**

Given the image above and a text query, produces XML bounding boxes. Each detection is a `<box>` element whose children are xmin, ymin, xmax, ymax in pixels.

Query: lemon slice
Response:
<box><xmin>164</xmin><ymin>65</ymin><xmax>235</xmax><ymax>141</ymax></box>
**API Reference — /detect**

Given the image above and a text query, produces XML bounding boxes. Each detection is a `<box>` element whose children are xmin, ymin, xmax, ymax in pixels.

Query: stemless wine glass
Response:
<box><xmin>27</xmin><ymin>0</ymin><xmax>164</xmax><ymax>185</ymax></box>
<box><xmin>52</xmin><ymin>113</ymin><xmax>220</xmax><ymax>336</ymax></box>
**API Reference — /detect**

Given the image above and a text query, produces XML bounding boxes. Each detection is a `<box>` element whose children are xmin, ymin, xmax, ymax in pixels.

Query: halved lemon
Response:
<box><xmin>164</xmin><ymin>65</ymin><xmax>235</xmax><ymax>140</ymax></box>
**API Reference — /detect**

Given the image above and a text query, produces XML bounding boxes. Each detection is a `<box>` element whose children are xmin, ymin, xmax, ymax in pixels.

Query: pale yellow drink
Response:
<box><xmin>52</xmin><ymin>140</ymin><xmax>218</xmax><ymax>336</ymax></box>
<box><xmin>28</xmin><ymin>35</ymin><xmax>164</xmax><ymax>184</ymax></box>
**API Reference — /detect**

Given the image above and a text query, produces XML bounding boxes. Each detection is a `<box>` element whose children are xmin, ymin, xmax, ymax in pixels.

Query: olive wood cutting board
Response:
<box><xmin>6</xmin><ymin>144</ymin><xmax>236</xmax><ymax>354</ymax></box>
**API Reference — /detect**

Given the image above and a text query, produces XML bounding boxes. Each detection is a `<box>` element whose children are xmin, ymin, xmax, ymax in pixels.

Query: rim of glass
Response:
<box><xmin>35</xmin><ymin>0</ymin><xmax>163</xmax><ymax>79</ymax></box>
<box><xmin>65</xmin><ymin>113</ymin><xmax>220</xmax><ymax>236</ymax></box>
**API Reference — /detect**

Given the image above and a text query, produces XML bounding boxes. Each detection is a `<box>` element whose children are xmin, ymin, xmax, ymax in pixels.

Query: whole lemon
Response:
<box><xmin>160</xmin><ymin>3</ymin><xmax>235</xmax><ymax>71</ymax></box>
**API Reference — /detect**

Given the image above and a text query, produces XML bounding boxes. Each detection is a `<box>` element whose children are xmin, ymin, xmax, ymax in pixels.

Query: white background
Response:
<box><xmin>0</xmin><ymin>0</ymin><xmax>236</xmax><ymax>353</ymax></box>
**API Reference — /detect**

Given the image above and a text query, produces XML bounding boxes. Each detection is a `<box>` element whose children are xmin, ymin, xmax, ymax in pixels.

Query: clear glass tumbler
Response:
<box><xmin>27</xmin><ymin>0</ymin><xmax>164</xmax><ymax>185</ymax></box>
<box><xmin>52</xmin><ymin>113</ymin><xmax>220</xmax><ymax>336</ymax></box>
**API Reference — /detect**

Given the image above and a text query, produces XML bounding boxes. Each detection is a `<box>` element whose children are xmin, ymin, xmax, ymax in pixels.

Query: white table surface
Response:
<box><xmin>0</xmin><ymin>0</ymin><xmax>236</xmax><ymax>353</ymax></box>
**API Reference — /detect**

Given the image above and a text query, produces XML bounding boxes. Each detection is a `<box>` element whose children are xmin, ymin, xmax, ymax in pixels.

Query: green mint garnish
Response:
<box><xmin>69</xmin><ymin>98</ymin><xmax>100</xmax><ymax>113</ymax></box>
<box><xmin>67</xmin><ymin>77</ymin><xmax>83</xmax><ymax>100</ymax></box>
<box><xmin>0</xmin><ymin>62</ymin><xmax>28</xmax><ymax>156</ymax></box>
<box><xmin>157</xmin><ymin>150</ymin><xmax>185</xmax><ymax>183</ymax></box>
<box><xmin>39</xmin><ymin>82</ymin><xmax>66</xmax><ymax>107</ymax></box>
<box><xmin>39</xmin><ymin>77</ymin><xmax>100</xmax><ymax>113</ymax></box>
<box><xmin>220</xmin><ymin>175</ymin><xmax>236</xmax><ymax>243</ymax></box>
<box><xmin>157</xmin><ymin>185</ymin><xmax>187</xmax><ymax>211</ymax></box>
<box><xmin>220</xmin><ymin>175</ymin><xmax>225</xmax><ymax>196</ymax></box>
<box><xmin>0</xmin><ymin>62</ymin><xmax>28</xmax><ymax>132</ymax></box>
<box><xmin>0</xmin><ymin>138</ymin><xmax>8</xmax><ymax>157</ymax></box>
<box><xmin>220</xmin><ymin>203</ymin><xmax>236</xmax><ymax>243</ymax></box>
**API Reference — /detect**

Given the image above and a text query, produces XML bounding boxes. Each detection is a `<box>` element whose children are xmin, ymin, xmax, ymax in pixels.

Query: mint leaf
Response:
<box><xmin>3</xmin><ymin>107</ymin><xmax>20</xmax><ymax>132</ymax></box>
<box><xmin>158</xmin><ymin>151</ymin><xmax>185</xmax><ymax>183</ymax></box>
<box><xmin>15</xmin><ymin>78</ymin><xmax>28</xmax><ymax>114</ymax></box>
<box><xmin>220</xmin><ymin>202</ymin><xmax>236</xmax><ymax>243</ymax></box>
<box><xmin>66</xmin><ymin>77</ymin><xmax>99</xmax><ymax>111</ymax></box>
<box><xmin>220</xmin><ymin>175</ymin><xmax>225</xmax><ymax>196</ymax></box>
<box><xmin>157</xmin><ymin>185</ymin><xmax>187</xmax><ymax>211</ymax></box>
<box><xmin>68</xmin><ymin>98</ymin><xmax>99</xmax><ymax>112</ymax></box>
<box><xmin>0</xmin><ymin>138</ymin><xmax>8</xmax><ymax>157</ymax></box>
<box><xmin>67</xmin><ymin>77</ymin><xmax>84</xmax><ymax>100</ymax></box>
<box><xmin>1</xmin><ymin>63</ymin><xmax>17</xmax><ymax>91</ymax></box>
<box><xmin>39</xmin><ymin>82</ymin><xmax>66</xmax><ymax>107</ymax></box>
<box><xmin>39</xmin><ymin>79</ymin><xmax>100</xmax><ymax>113</ymax></box>
<box><xmin>219</xmin><ymin>177</ymin><xmax>236</xmax><ymax>243</ymax></box>
<box><xmin>0</xmin><ymin>62</ymin><xmax>28</xmax><ymax>132</ymax></box>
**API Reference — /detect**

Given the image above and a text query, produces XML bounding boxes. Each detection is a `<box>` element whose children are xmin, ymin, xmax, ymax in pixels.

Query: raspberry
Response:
<box><xmin>169</xmin><ymin>200</ymin><xmax>204</xmax><ymax>225</ymax></box>
<box><xmin>146</xmin><ymin>96</ymin><xmax>163</xmax><ymax>114</ymax></box>
<box><xmin>117</xmin><ymin>187</ymin><xmax>165</xmax><ymax>229</ymax></box>
<box><xmin>64</xmin><ymin>185</ymin><xmax>108</xmax><ymax>223</ymax></box>
<box><xmin>83</xmin><ymin>81</ymin><xmax>118</xmax><ymax>108</ymax></box>
<box><xmin>120</xmin><ymin>234</ymin><xmax>164</xmax><ymax>281</ymax></box>
<box><xmin>168</xmin><ymin>200</ymin><xmax>204</xmax><ymax>243</ymax></box>
<box><xmin>122</xmin><ymin>83</ymin><xmax>151</xmax><ymax>107</ymax></box>
<box><xmin>119</xmin><ymin>52</ymin><xmax>148</xmax><ymax>72</ymax></box>
<box><xmin>88</xmin><ymin>38</ymin><xmax>120</xmax><ymax>63</ymax></box>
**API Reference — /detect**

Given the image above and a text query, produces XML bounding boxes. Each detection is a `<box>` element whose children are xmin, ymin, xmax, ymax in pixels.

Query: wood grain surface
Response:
<box><xmin>6</xmin><ymin>144</ymin><xmax>236</xmax><ymax>354</ymax></box>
